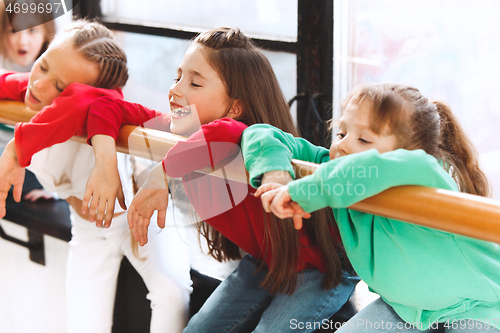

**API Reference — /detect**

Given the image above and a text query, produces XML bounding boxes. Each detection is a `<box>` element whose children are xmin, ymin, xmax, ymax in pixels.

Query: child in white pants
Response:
<box><xmin>0</xmin><ymin>21</ymin><xmax>193</xmax><ymax>332</ymax></box>
<box><xmin>29</xmin><ymin>140</ymin><xmax>192</xmax><ymax>333</ymax></box>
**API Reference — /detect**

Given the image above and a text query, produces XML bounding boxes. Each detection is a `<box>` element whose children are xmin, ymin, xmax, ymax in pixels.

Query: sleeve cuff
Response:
<box><xmin>14</xmin><ymin>123</ymin><xmax>30</xmax><ymax>167</ymax></box>
<box><xmin>245</xmin><ymin>147</ymin><xmax>296</xmax><ymax>188</ymax></box>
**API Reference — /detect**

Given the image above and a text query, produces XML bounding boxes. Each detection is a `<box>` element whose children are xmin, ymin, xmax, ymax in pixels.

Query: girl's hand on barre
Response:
<box><xmin>0</xmin><ymin>140</ymin><xmax>26</xmax><ymax>218</ymax></box>
<box><xmin>255</xmin><ymin>183</ymin><xmax>310</xmax><ymax>230</ymax></box>
<box><xmin>128</xmin><ymin>163</ymin><xmax>170</xmax><ymax>246</ymax></box>
<box><xmin>83</xmin><ymin>135</ymin><xmax>126</xmax><ymax>228</ymax></box>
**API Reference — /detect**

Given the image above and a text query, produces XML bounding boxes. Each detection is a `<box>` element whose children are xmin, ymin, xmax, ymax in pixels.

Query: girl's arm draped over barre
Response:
<box><xmin>0</xmin><ymin>72</ymin><xmax>121</xmax><ymax>218</ymax></box>
<box><xmin>14</xmin><ymin>83</ymin><xmax>123</xmax><ymax>167</ymax></box>
<box><xmin>127</xmin><ymin>162</ymin><xmax>169</xmax><ymax>246</ymax></box>
<box><xmin>241</xmin><ymin>123</ymin><xmax>330</xmax><ymax>187</ymax></box>
<box><xmin>242</xmin><ymin>124</ymin><xmax>459</xmax><ymax>228</ymax></box>
<box><xmin>82</xmin><ymin>134</ymin><xmax>126</xmax><ymax>228</ymax></box>
<box><xmin>0</xmin><ymin>71</ymin><xmax>29</xmax><ymax>100</ymax></box>
<box><xmin>129</xmin><ymin>118</ymin><xmax>249</xmax><ymax>246</ymax></box>
<box><xmin>83</xmin><ymin>97</ymin><xmax>171</xmax><ymax>227</ymax></box>
<box><xmin>86</xmin><ymin>96</ymin><xmax>171</xmax><ymax>143</ymax></box>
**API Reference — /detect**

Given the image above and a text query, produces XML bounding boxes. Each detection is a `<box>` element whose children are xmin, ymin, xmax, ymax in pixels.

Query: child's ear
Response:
<box><xmin>227</xmin><ymin>100</ymin><xmax>244</xmax><ymax>119</ymax></box>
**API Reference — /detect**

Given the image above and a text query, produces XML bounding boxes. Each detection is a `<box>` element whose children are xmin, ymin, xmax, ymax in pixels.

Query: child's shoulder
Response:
<box><xmin>354</xmin><ymin>149</ymin><xmax>444</xmax><ymax>171</ymax></box>
<box><xmin>201</xmin><ymin>117</ymin><xmax>248</xmax><ymax>138</ymax></box>
<box><xmin>0</xmin><ymin>70</ymin><xmax>30</xmax><ymax>84</ymax></box>
<box><xmin>0</xmin><ymin>71</ymin><xmax>30</xmax><ymax>101</ymax></box>
<box><xmin>206</xmin><ymin>117</ymin><xmax>247</xmax><ymax>129</ymax></box>
<box><xmin>385</xmin><ymin>148</ymin><xmax>440</xmax><ymax>164</ymax></box>
<box><xmin>62</xmin><ymin>82</ymin><xmax>124</xmax><ymax>100</ymax></box>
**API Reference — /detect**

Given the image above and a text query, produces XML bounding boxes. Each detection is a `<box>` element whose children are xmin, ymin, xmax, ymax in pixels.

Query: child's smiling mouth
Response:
<box><xmin>171</xmin><ymin>106</ymin><xmax>191</xmax><ymax>118</ymax></box>
<box><xmin>28</xmin><ymin>88</ymin><xmax>41</xmax><ymax>104</ymax></box>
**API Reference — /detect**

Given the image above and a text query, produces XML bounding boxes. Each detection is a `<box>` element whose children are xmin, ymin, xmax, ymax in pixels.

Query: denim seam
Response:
<box><xmin>307</xmin><ymin>285</ymin><xmax>340</xmax><ymax>327</ymax></box>
<box><xmin>308</xmin><ymin>272</ymin><xmax>357</xmax><ymax>325</ymax></box>
<box><xmin>225</xmin><ymin>294</ymin><xmax>274</xmax><ymax>333</ymax></box>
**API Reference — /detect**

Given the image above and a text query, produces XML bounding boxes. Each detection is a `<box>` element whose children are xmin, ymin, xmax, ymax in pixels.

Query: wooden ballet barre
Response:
<box><xmin>0</xmin><ymin>100</ymin><xmax>37</xmax><ymax>124</ymax></box>
<box><xmin>0</xmin><ymin>101</ymin><xmax>187</xmax><ymax>160</ymax></box>
<box><xmin>1</xmin><ymin>101</ymin><xmax>500</xmax><ymax>244</ymax></box>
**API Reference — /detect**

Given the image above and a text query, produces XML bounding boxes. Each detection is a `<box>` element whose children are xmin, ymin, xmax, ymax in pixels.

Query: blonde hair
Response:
<box><xmin>63</xmin><ymin>20</ymin><xmax>128</xmax><ymax>89</ymax></box>
<box><xmin>343</xmin><ymin>83</ymin><xmax>491</xmax><ymax>197</ymax></box>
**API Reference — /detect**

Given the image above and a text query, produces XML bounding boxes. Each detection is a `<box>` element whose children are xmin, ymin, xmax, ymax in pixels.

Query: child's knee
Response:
<box><xmin>146</xmin><ymin>272</ymin><xmax>192</xmax><ymax>309</ymax></box>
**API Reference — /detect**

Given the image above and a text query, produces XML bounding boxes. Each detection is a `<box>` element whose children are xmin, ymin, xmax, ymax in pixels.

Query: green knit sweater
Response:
<box><xmin>242</xmin><ymin>124</ymin><xmax>500</xmax><ymax>330</ymax></box>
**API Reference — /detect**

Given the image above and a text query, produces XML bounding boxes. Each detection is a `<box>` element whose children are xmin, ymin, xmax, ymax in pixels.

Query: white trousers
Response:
<box><xmin>66</xmin><ymin>207</ymin><xmax>192</xmax><ymax>333</ymax></box>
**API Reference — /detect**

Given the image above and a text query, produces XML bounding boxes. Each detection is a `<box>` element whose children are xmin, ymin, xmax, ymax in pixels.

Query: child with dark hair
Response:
<box><xmin>77</xmin><ymin>27</ymin><xmax>359</xmax><ymax>332</ymax></box>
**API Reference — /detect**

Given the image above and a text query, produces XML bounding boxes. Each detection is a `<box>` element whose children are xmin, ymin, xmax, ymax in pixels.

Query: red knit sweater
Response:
<box><xmin>0</xmin><ymin>71</ymin><xmax>123</xmax><ymax>167</ymax></box>
<box><xmin>162</xmin><ymin>118</ymin><xmax>330</xmax><ymax>272</ymax></box>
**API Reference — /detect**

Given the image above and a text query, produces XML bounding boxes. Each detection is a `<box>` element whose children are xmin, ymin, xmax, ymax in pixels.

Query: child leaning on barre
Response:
<box><xmin>0</xmin><ymin>20</ymin><xmax>191</xmax><ymax>333</ymax></box>
<box><xmin>75</xmin><ymin>27</ymin><xmax>361</xmax><ymax>333</ymax></box>
<box><xmin>242</xmin><ymin>82</ymin><xmax>500</xmax><ymax>333</ymax></box>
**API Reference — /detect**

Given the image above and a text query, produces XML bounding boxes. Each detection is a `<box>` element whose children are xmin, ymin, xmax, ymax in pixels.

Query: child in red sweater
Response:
<box><xmin>0</xmin><ymin>21</ymin><xmax>191</xmax><ymax>333</ymax></box>
<box><xmin>82</xmin><ymin>27</ymin><xmax>360</xmax><ymax>333</ymax></box>
<box><xmin>0</xmin><ymin>2</ymin><xmax>56</xmax><ymax>201</ymax></box>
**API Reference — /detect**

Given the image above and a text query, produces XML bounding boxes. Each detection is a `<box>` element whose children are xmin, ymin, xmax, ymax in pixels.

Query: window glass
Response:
<box><xmin>115</xmin><ymin>32</ymin><xmax>188</xmax><ymax>112</ymax></box>
<box><xmin>103</xmin><ymin>0</ymin><xmax>297</xmax><ymax>41</ymax></box>
<box><xmin>334</xmin><ymin>0</ymin><xmax>500</xmax><ymax>198</ymax></box>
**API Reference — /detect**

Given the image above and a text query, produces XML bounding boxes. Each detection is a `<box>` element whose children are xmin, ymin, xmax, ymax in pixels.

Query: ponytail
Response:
<box><xmin>434</xmin><ymin>101</ymin><xmax>491</xmax><ymax>197</ymax></box>
<box><xmin>346</xmin><ymin>83</ymin><xmax>491</xmax><ymax>198</ymax></box>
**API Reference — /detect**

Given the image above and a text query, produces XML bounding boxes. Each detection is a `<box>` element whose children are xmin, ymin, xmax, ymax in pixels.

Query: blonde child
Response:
<box><xmin>0</xmin><ymin>0</ymin><xmax>55</xmax><ymax>199</ymax></box>
<box><xmin>0</xmin><ymin>0</ymin><xmax>55</xmax><ymax>71</ymax></box>
<box><xmin>0</xmin><ymin>21</ymin><xmax>191</xmax><ymax>333</ymax></box>
<box><xmin>243</xmin><ymin>83</ymin><xmax>500</xmax><ymax>332</ymax></box>
<box><xmin>82</xmin><ymin>27</ymin><xmax>360</xmax><ymax>332</ymax></box>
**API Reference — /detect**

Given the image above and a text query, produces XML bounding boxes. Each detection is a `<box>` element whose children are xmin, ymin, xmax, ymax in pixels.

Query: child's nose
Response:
<box><xmin>336</xmin><ymin>137</ymin><xmax>350</xmax><ymax>156</ymax></box>
<box><xmin>33</xmin><ymin>79</ymin><xmax>46</xmax><ymax>91</ymax></box>
<box><xmin>18</xmin><ymin>31</ymin><xmax>29</xmax><ymax>45</ymax></box>
<box><xmin>168</xmin><ymin>81</ymin><xmax>182</xmax><ymax>98</ymax></box>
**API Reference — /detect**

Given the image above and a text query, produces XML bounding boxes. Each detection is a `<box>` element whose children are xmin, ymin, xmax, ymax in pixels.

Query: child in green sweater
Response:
<box><xmin>242</xmin><ymin>83</ymin><xmax>500</xmax><ymax>332</ymax></box>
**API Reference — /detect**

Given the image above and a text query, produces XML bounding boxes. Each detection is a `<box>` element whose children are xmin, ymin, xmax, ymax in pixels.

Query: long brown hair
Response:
<box><xmin>344</xmin><ymin>83</ymin><xmax>491</xmax><ymax>197</ymax></box>
<box><xmin>0</xmin><ymin>0</ymin><xmax>56</xmax><ymax>62</ymax></box>
<box><xmin>193</xmin><ymin>27</ymin><xmax>346</xmax><ymax>294</ymax></box>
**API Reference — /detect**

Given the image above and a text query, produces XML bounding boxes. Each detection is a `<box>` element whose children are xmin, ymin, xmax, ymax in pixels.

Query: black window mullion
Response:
<box><xmin>296</xmin><ymin>0</ymin><xmax>333</xmax><ymax>148</ymax></box>
<box><xmin>74</xmin><ymin>0</ymin><xmax>297</xmax><ymax>53</ymax></box>
<box><xmin>101</xmin><ymin>20</ymin><xmax>297</xmax><ymax>53</ymax></box>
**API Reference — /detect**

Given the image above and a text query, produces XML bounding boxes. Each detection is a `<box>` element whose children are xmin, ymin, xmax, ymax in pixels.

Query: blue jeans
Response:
<box><xmin>336</xmin><ymin>298</ymin><xmax>500</xmax><ymax>333</ymax></box>
<box><xmin>184</xmin><ymin>255</ymin><xmax>360</xmax><ymax>333</ymax></box>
